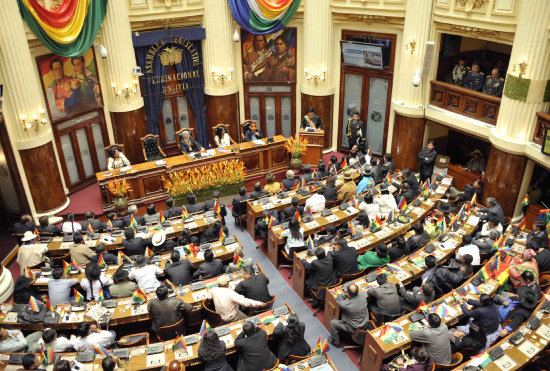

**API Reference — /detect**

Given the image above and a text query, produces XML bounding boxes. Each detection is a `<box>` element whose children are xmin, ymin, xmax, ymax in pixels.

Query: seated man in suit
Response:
<box><xmin>300</xmin><ymin>165</ymin><xmax>314</xmax><ymax>185</ymax></box>
<box><xmin>328</xmin><ymin>283</ymin><xmax>369</xmax><ymax>347</ymax></box>
<box><xmin>301</xmin><ymin>248</ymin><xmax>336</xmax><ymax>305</ymax></box>
<box><xmin>254</xmin><ymin>209</ymin><xmax>279</xmax><ymax>246</ymax></box>
<box><xmin>235</xmin><ymin>265</ymin><xmax>271</xmax><ymax>303</ymax></box>
<box><xmin>13</xmin><ymin>214</ymin><xmax>36</xmax><ymax>235</ymax></box>
<box><xmin>89</xmin><ymin>243</ymin><xmax>117</xmax><ymax>266</ymax></box>
<box><xmin>330</xmin><ymin>238</ymin><xmax>359</xmax><ymax>279</ymax></box>
<box><xmin>37</xmin><ymin>215</ymin><xmax>61</xmax><ymax>236</ymax></box>
<box><xmin>281</xmin><ymin>169</ymin><xmax>297</xmax><ymax>191</ymax></box>
<box><xmin>367</xmin><ymin>273</ymin><xmax>401</xmax><ymax>325</ymax></box>
<box><xmin>394</xmin><ymin>181</ymin><xmax>418</xmax><ymax>204</ymax></box>
<box><xmin>400</xmin><ymin>168</ymin><xmax>419</xmax><ymax>192</ymax></box>
<box><xmin>162</xmin><ymin>197</ymin><xmax>182</xmax><ymax>219</ymax></box>
<box><xmin>179</xmin><ymin>130</ymin><xmax>203</xmax><ymax>153</ymax></box>
<box><xmin>250</xmin><ymin>182</ymin><xmax>270</xmax><ymax>200</ymax></box>
<box><xmin>80</xmin><ymin>211</ymin><xmax>102</xmax><ymax>232</ymax></box>
<box><xmin>235</xmin><ymin>321</ymin><xmax>277</xmax><ymax>371</ymax></box>
<box><xmin>185</xmin><ymin>193</ymin><xmax>205</xmax><ymax>214</ymax></box>
<box><xmin>398</xmin><ymin>282</ymin><xmax>435</xmax><ymax>311</ymax></box>
<box><xmin>473</xmin><ymin>230</ymin><xmax>501</xmax><ymax>255</ymax></box>
<box><xmin>313</xmin><ymin>225</ymin><xmax>337</xmax><ymax>246</ymax></box>
<box><xmin>406</xmin><ymin>223</ymin><xmax>430</xmax><ymax>253</ymax></box>
<box><xmin>124</xmin><ymin>204</ymin><xmax>146</xmax><ymax>227</ymax></box>
<box><xmin>201</xmin><ymin>221</ymin><xmax>229</xmax><ymax>244</ymax></box>
<box><xmin>244</xmin><ymin>122</ymin><xmax>264</xmax><ymax>141</ymax></box>
<box><xmin>204</xmin><ymin>190</ymin><xmax>228</xmax><ymax>225</ymax></box>
<box><xmin>317</xmin><ymin>160</ymin><xmax>330</xmax><ymax>179</ymax></box>
<box><xmin>410</xmin><ymin>313</ymin><xmax>451</xmax><ymax>365</ymax></box>
<box><xmin>101</xmin><ymin>212</ymin><xmax>125</xmax><ymax>231</ymax></box>
<box><xmin>164</xmin><ymin>250</ymin><xmax>194</xmax><ymax>286</ymax></box>
<box><xmin>192</xmin><ymin>248</ymin><xmax>223</xmax><ymax>280</ymax></box>
<box><xmin>147</xmin><ymin>285</ymin><xmax>193</xmax><ymax>334</ymax></box>
<box><xmin>226</xmin><ymin>246</ymin><xmax>253</xmax><ymax>274</ymax></box>
<box><xmin>121</xmin><ymin>227</ymin><xmax>152</xmax><ymax>256</ymax></box>
<box><xmin>231</xmin><ymin>186</ymin><xmax>251</xmax><ymax>218</ymax></box>
<box><xmin>280</xmin><ymin>197</ymin><xmax>304</xmax><ymax>222</ymax></box>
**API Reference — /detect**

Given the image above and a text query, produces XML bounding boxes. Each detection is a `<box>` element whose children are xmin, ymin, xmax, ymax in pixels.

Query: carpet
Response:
<box><xmin>58</xmin><ymin>183</ymin><xmax>103</xmax><ymax>218</ymax></box>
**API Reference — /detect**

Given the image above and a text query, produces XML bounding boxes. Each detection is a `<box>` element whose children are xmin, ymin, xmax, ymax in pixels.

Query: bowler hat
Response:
<box><xmin>517</xmin><ymin>285</ymin><xmax>539</xmax><ymax>309</ymax></box>
<box><xmin>471</xmin><ymin>150</ymin><xmax>483</xmax><ymax>157</ymax></box>
<box><xmin>14</xmin><ymin>276</ymin><xmax>33</xmax><ymax>291</ymax></box>
<box><xmin>135</xmin><ymin>255</ymin><xmax>148</xmax><ymax>268</ymax></box>
<box><xmin>379</xmin><ymin>183</ymin><xmax>389</xmax><ymax>191</ymax></box>
<box><xmin>437</xmin><ymin>202</ymin><xmax>452</xmax><ymax>214</ymax></box>
<box><xmin>112</xmin><ymin>268</ymin><xmax>129</xmax><ymax>283</ymax></box>
<box><xmin>376</xmin><ymin>243</ymin><xmax>388</xmax><ymax>258</ymax></box>
<box><xmin>362</xmin><ymin>166</ymin><xmax>372</xmax><ymax>177</ymax></box>
<box><xmin>343</xmin><ymin>170</ymin><xmax>353</xmax><ymax>180</ymax></box>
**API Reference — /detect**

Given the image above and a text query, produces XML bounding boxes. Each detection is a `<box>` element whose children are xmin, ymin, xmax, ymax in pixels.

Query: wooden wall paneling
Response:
<box><xmin>242</xmin><ymin>153</ymin><xmax>260</xmax><ymax>173</ymax></box>
<box><xmin>483</xmin><ymin>146</ymin><xmax>527</xmax><ymax>217</ymax></box>
<box><xmin>205</xmin><ymin>93</ymin><xmax>240</xmax><ymax>147</ymax></box>
<box><xmin>301</xmin><ymin>94</ymin><xmax>333</xmax><ymax>150</ymax></box>
<box><xmin>269</xmin><ymin>147</ymin><xmax>287</xmax><ymax>168</ymax></box>
<box><xmin>19</xmin><ymin>142</ymin><xmax>67</xmax><ymax>213</ymax></box>
<box><xmin>110</xmin><ymin>106</ymin><xmax>148</xmax><ymax>165</ymax></box>
<box><xmin>391</xmin><ymin>113</ymin><xmax>425</xmax><ymax>172</ymax></box>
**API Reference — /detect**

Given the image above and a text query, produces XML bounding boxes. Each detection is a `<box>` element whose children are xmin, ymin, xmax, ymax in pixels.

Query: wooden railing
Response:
<box><xmin>533</xmin><ymin>111</ymin><xmax>550</xmax><ymax>146</ymax></box>
<box><xmin>429</xmin><ymin>80</ymin><xmax>501</xmax><ymax>125</ymax></box>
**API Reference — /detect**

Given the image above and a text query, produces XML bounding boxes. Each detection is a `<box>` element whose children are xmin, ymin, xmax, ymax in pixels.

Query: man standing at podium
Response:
<box><xmin>301</xmin><ymin>107</ymin><xmax>322</xmax><ymax>130</ymax></box>
<box><xmin>346</xmin><ymin>111</ymin><xmax>365</xmax><ymax>149</ymax></box>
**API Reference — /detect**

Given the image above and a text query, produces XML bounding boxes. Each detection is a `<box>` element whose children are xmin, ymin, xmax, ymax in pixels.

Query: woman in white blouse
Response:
<box><xmin>214</xmin><ymin>126</ymin><xmax>231</xmax><ymax>147</ymax></box>
<box><xmin>107</xmin><ymin>147</ymin><xmax>130</xmax><ymax>170</ymax></box>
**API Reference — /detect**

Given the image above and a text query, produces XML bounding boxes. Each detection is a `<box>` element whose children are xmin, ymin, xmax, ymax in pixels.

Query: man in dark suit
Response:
<box><xmin>204</xmin><ymin>190</ymin><xmax>227</xmax><ymax>225</ymax></box>
<box><xmin>281</xmin><ymin>170</ymin><xmax>297</xmax><ymax>191</ymax></box>
<box><xmin>254</xmin><ymin>209</ymin><xmax>279</xmax><ymax>244</ymax></box>
<box><xmin>370</xmin><ymin>157</ymin><xmax>383</xmax><ymax>183</ymax></box>
<box><xmin>398</xmin><ymin>282</ymin><xmax>435</xmax><ymax>310</ymax></box>
<box><xmin>401</xmin><ymin>168</ymin><xmax>419</xmax><ymax>192</ymax></box>
<box><xmin>235</xmin><ymin>322</ymin><xmax>277</xmax><ymax>371</ymax></box>
<box><xmin>164</xmin><ymin>250</ymin><xmax>194</xmax><ymax>286</ymax></box>
<box><xmin>232</xmin><ymin>186</ymin><xmax>251</xmax><ymax>218</ymax></box>
<box><xmin>299</xmin><ymin>165</ymin><xmax>314</xmax><ymax>185</ymax></box>
<box><xmin>192</xmin><ymin>248</ymin><xmax>223</xmax><ymax>280</ymax></box>
<box><xmin>200</xmin><ymin>221</ymin><xmax>229</xmax><ymax>244</ymax></box>
<box><xmin>101</xmin><ymin>212</ymin><xmax>125</xmax><ymax>231</ymax></box>
<box><xmin>317</xmin><ymin>160</ymin><xmax>330</xmax><ymax>179</ymax></box>
<box><xmin>162</xmin><ymin>197</ymin><xmax>182</xmax><ymax>219</ymax></box>
<box><xmin>302</xmin><ymin>248</ymin><xmax>336</xmax><ymax>301</ymax></box>
<box><xmin>394</xmin><ymin>181</ymin><xmax>418</xmax><ymax>203</ymax></box>
<box><xmin>280</xmin><ymin>197</ymin><xmax>304</xmax><ymax>222</ymax></box>
<box><xmin>406</xmin><ymin>223</ymin><xmax>430</xmax><ymax>253</ymax></box>
<box><xmin>417</xmin><ymin>140</ymin><xmax>437</xmax><ymax>183</ymax></box>
<box><xmin>235</xmin><ymin>266</ymin><xmax>271</xmax><ymax>303</ymax></box>
<box><xmin>330</xmin><ymin>238</ymin><xmax>359</xmax><ymax>278</ymax></box>
<box><xmin>185</xmin><ymin>193</ymin><xmax>205</xmax><ymax>214</ymax></box>
<box><xmin>249</xmin><ymin>182</ymin><xmax>270</xmax><ymax>200</ymax></box>
<box><xmin>37</xmin><ymin>216</ymin><xmax>61</xmax><ymax>235</ymax></box>
<box><xmin>80</xmin><ymin>211</ymin><xmax>102</xmax><ymax>232</ymax></box>
<box><xmin>89</xmin><ymin>243</ymin><xmax>117</xmax><ymax>265</ymax></box>
<box><xmin>366</xmin><ymin>274</ymin><xmax>402</xmax><ymax>325</ymax></box>
<box><xmin>179</xmin><ymin>130</ymin><xmax>203</xmax><ymax>153</ymax></box>
<box><xmin>301</xmin><ymin>107</ymin><xmax>322</xmax><ymax>130</ymax></box>
<box><xmin>13</xmin><ymin>214</ymin><xmax>36</xmax><ymax>234</ymax></box>
<box><xmin>244</xmin><ymin>122</ymin><xmax>264</xmax><ymax>142</ymax></box>
<box><xmin>124</xmin><ymin>204</ymin><xmax>146</xmax><ymax>227</ymax></box>
<box><xmin>121</xmin><ymin>227</ymin><xmax>152</xmax><ymax>256</ymax></box>
<box><xmin>314</xmin><ymin>225</ymin><xmax>337</xmax><ymax>246</ymax></box>
<box><xmin>329</xmin><ymin>283</ymin><xmax>369</xmax><ymax>347</ymax></box>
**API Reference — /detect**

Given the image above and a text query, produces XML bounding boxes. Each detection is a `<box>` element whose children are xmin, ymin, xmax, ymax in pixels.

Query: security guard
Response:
<box><xmin>346</xmin><ymin>112</ymin><xmax>365</xmax><ymax>149</ymax></box>
<box><xmin>482</xmin><ymin>68</ymin><xmax>505</xmax><ymax>97</ymax></box>
<box><xmin>463</xmin><ymin>63</ymin><xmax>485</xmax><ymax>92</ymax></box>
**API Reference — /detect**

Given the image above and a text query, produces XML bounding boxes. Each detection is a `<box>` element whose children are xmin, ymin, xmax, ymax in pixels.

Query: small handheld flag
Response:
<box><xmin>73</xmin><ymin>289</ymin><xmax>84</xmax><ymax>304</ymax></box>
<box><xmin>199</xmin><ymin>320</ymin><xmax>211</xmax><ymax>336</ymax></box>
<box><xmin>97</xmin><ymin>253</ymin><xmax>106</xmax><ymax>268</ymax></box>
<box><xmin>521</xmin><ymin>194</ymin><xmax>529</xmax><ymax>207</ymax></box>
<box><xmin>518</xmin><ymin>218</ymin><xmax>526</xmax><ymax>231</ymax></box>
<box><xmin>45</xmin><ymin>297</ymin><xmax>54</xmax><ymax>312</ymax></box>
<box><xmin>63</xmin><ymin>260</ymin><xmax>70</xmax><ymax>276</ymax></box>
<box><xmin>267</xmin><ymin>215</ymin><xmax>274</xmax><ymax>228</ymax></box>
<box><xmin>131</xmin><ymin>287</ymin><xmax>147</xmax><ymax>304</ymax></box>
<box><xmin>294</xmin><ymin>209</ymin><xmax>302</xmax><ymax>223</ymax></box>
<box><xmin>70</xmin><ymin>259</ymin><xmax>81</xmax><ymax>273</ymax></box>
<box><xmin>293</xmin><ymin>179</ymin><xmax>300</xmax><ymax>190</ymax></box>
<box><xmin>24</xmin><ymin>267</ymin><xmax>36</xmax><ymax>280</ymax></box>
<box><xmin>41</xmin><ymin>347</ymin><xmax>56</xmax><ymax>365</ymax></box>
<box><xmin>181</xmin><ymin>206</ymin><xmax>189</xmax><ymax>221</ymax></box>
<box><xmin>306</xmin><ymin>206</ymin><xmax>313</xmax><ymax>217</ymax></box>
<box><xmin>329</xmin><ymin>164</ymin><xmax>337</xmax><ymax>175</ymax></box>
<box><xmin>219</xmin><ymin>229</ymin><xmax>226</xmax><ymax>243</ymax></box>
<box><xmin>28</xmin><ymin>296</ymin><xmax>42</xmax><ymax>312</ymax></box>
<box><xmin>384</xmin><ymin>172</ymin><xmax>392</xmax><ymax>185</ymax></box>
<box><xmin>435</xmin><ymin>218</ymin><xmax>445</xmax><ymax>234</ymax></box>
<box><xmin>106</xmin><ymin>219</ymin><xmax>113</xmax><ymax>232</ymax></box>
<box><xmin>160</xmin><ymin>212</ymin><xmax>166</xmax><ymax>224</ymax></box>
<box><xmin>398</xmin><ymin>197</ymin><xmax>407</xmax><ymax>212</ymax></box>
<box><xmin>34</xmin><ymin>228</ymin><xmax>40</xmax><ymax>241</ymax></box>
<box><xmin>387</xmin><ymin>210</ymin><xmax>394</xmax><ymax>223</ymax></box>
<box><xmin>300</xmin><ymin>177</ymin><xmax>306</xmax><ymax>188</ymax></box>
<box><xmin>351</xmin><ymin>195</ymin><xmax>358</xmax><ymax>207</ymax></box>
<box><xmin>213</xmin><ymin>200</ymin><xmax>221</xmax><ymax>214</ymax></box>
<box><xmin>97</xmin><ymin>287</ymin><xmax>105</xmax><ymax>302</ymax></box>
<box><xmin>366</xmin><ymin>147</ymin><xmax>371</xmax><ymax>156</ymax></box>
<box><xmin>145</xmin><ymin>246</ymin><xmax>154</xmax><ymax>258</ymax></box>
<box><xmin>130</xmin><ymin>215</ymin><xmax>137</xmax><ymax>229</ymax></box>
<box><xmin>307</xmin><ymin>236</ymin><xmax>314</xmax><ymax>250</ymax></box>
<box><xmin>93</xmin><ymin>344</ymin><xmax>111</xmax><ymax>357</ymax></box>
<box><xmin>321</xmin><ymin>339</ymin><xmax>330</xmax><ymax>353</ymax></box>
<box><xmin>87</xmin><ymin>223</ymin><xmax>94</xmax><ymax>236</ymax></box>
<box><xmin>117</xmin><ymin>251</ymin><xmax>132</xmax><ymax>265</ymax></box>
<box><xmin>415</xmin><ymin>301</ymin><xmax>428</xmax><ymax>312</ymax></box>
<box><xmin>232</xmin><ymin>254</ymin><xmax>244</xmax><ymax>268</ymax></box>
<box><xmin>481</xmin><ymin>171</ymin><xmax>486</xmax><ymax>183</ymax></box>
<box><xmin>312</xmin><ymin>170</ymin><xmax>320</xmax><ymax>180</ymax></box>
<box><xmin>471</xmin><ymin>192</ymin><xmax>477</xmax><ymax>207</ymax></box>
<box><xmin>172</xmin><ymin>335</ymin><xmax>187</xmax><ymax>351</ymax></box>
<box><xmin>315</xmin><ymin>336</ymin><xmax>322</xmax><ymax>355</ymax></box>
<box><xmin>185</xmin><ymin>243</ymin><xmax>198</xmax><ymax>257</ymax></box>
<box><xmin>348</xmin><ymin>221</ymin><xmax>356</xmax><ymax>234</ymax></box>
<box><xmin>340</xmin><ymin>158</ymin><xmax>348</xmax><ymax>171</ymax></box>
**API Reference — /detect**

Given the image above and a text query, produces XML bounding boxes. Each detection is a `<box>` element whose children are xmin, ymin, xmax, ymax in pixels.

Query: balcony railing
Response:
<box><xmin>429</xmin><ymin>80</ymin><xmax>501</xmax><ymax>125</ymax></box>
<box><xmin>533</xmin><ymin>112</ymin><xmax>550</xmax><ymax>146</ymax></box>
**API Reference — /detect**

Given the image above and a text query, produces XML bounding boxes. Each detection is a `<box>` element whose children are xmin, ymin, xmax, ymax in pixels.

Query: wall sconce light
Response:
<box><xmin>233</xmin><ymin>29</ymin><xmax>240</xmax><ymax>43</ymax></box>
<box><xmin>405</xmin><ymin>39</ymin><xmax>416</xmax><ymax>55</ymax></box>
<box><xmin>412</xmin><ymin>70</ymin><xmax>421</xmax><ymax>87</ymax></box>
<box><xmin>20</xmin><ymin>108</ymin><xmax>47</xmax><ymax>131</ymax></box>
<box><xmin>111</xmin><ymin>80</ymin><xmax>138</xmax><ymax>99</ymax></box>
<box><xmin>304</xmin><ymin>67</ymin><xmax>327</xmax><ymax>85</ymax></box>
<box><xmin>513</xmin><ymin>60</ymin><xmax>528</xmax><ymax>78</ymax></box>
<box><xmin>211</xmin><ymin>68</ymin><xmax>233</xmax><ymax>84</ymax></box>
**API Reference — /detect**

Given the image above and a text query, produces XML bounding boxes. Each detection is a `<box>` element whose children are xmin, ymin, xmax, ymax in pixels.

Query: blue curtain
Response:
<box><xmin>135</xmin><ymin>46</ymin><xmax>166</xmax><ymax>135</ymax></box>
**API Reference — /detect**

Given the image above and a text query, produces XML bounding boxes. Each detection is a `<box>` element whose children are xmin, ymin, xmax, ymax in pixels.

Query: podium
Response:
<box><xmin>300</xmin><ymin>129</ymin><xmax>324</xmax><ymax>166</ymax></box>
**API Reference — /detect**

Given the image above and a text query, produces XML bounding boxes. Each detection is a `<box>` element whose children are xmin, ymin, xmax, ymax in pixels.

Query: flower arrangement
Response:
<box><xmin>163</xmin><ymin>159</ymin><xmax>245</xmax><ymax>203</ymax></box>
<box><xmin>285</xmin><ymin>134</ymin><xmax>308</xmax><ymax>168</ymax></box>
<box><xmin>106</xmin><ymin>178</ymin><xmax>130</xmax><ymax>197</ymax></box>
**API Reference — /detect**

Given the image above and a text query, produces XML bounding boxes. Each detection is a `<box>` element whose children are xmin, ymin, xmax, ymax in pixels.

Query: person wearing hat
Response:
<box><xmin>16</xmin><ymin>230</ymin><xmax>48</xmax><ymax>274</ymax></box>
<box><xmin>109</xmin><ymin>268</ymin><xmax>137</xmax><ymax>299</ymax></box>
<box><xmin>374</xmin><ymin>183</ymin><xmax>398</xmax><ymax>215</ymax></box>
<box><xmin>357</xmin><ymin>243</ymin><xmax>390</xmax><ymax>271</ymax></box>
<box><xmin>417</xmin><ymin>140</ymin><xmax>437</xmax><ymax>183</ymax></box>
<box><xmin>356</xmin><ymin>166</ymin><xmax>375</xmax><ymax>195</ymax></box>
<box><xmin>151</xmin><ymin>230</ymin><xmax>176</xmax><ymax>254</ymax></box>
<box><xmin>12</xmin><ymin>276</ymin><xmax>39</xmax><ymax>304</ymax></box>
<box><xmin>244</xmin><ymin>122</ymin><xmax>263</xmax><ymax>141</ymax></box>
<box><xmin>497</xmin><ymin>284</ymin><xmax>540</xmax><ymax>337</ymax></box>
<box><xmin>337</xmin><ymin>170</ymin><xmax>357</xmax><ymax>202</ymax></box>
<box><xmin>128</xmin><ymin>255</ymin><xmax>163</xmax><ymax>293</ymax></box>
<box><xmin>366</xmin><ymin>273</ymin><xmax>401</xmax><ymax>326</ymax></box>
<box><xmin>147</xmin><ymin>285</ymin><xmax>193</xmax><ymax>334</ymax></box>
<box><xmin>210</xmin><ymin>275</ymin><xmax>264</xmax><ymax>322</ymax></box>
<box><xmin>465</xmin><ymin>149</ymin><xmax>486</xmax><ymax>173</ymax></box>
<box><xmin>346</xmin><ymin>111</ymin><xmax>365</xmax><ymax>149</ymax></box>
<box><xmin>436</xmin><ymin>202</ymin><xmax>452</xmax><ymax>223</ymax></box>
<box><xmin>301</xmin><ymin>107</ymin><xmax>322</xmax><ymax>130</ymax></box>
<box><xmin>81</xmin><ymin>263</ymin><xmax>113</xmax><ymax>302</ymax></box>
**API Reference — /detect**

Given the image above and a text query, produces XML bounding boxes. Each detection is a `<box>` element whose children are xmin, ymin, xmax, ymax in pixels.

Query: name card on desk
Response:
<box><xmin>518</xmin><ymin>340</ymin><xmax>540</xmax><ymax>358</ymax></box>
<box><xmin>219</xmin><ymin>333</ymin><xmax>235</xmax><ymax>347</ymax></box>
<box><xmin>466</xmin><ymin>215</ymin><xmax>480</xmax><ymax>226</ymax></box>
<box><xmin>174</xmin><ymin>347</ymin><xmax>194</xmax><ymax>360</ymax></box>
<box><xmin>146</xmin><ymin>352</ymin><xmax>166</xmax><ymax>368</ymax></box>
<box><xmin>184</xmin><ymin>222</ymin><xmax>198</xmax><ymax>229</ymax></box>
<box><xmin>225</xmin><ymin>243</ymin><xmax>238</xmax><ymax>253</ymax></box>
<box><xmin>192</xmin><ymin>290</ymin><xmax>209</xmax><ymax>302</ymax></box>
<box><xmin>305</xmin><ymin>221</ymin><xmax>320</xmax><ymax>229</ymax></box>
<box><xmin>3</xmin><ymin>312</ymin><xmax>18</xmax><ymax>323</ymax></box>
<box><xmin>131</xmin><ymin>304</ymin><xmax>148</xmax><ymax>316</ymax></box>
<box><xmin>536</xmin><ymin>324</ymin><xmax>550</xmax><ymax>340</ymax></box>
<box><xmin>63</xmin><ymin>312</ymin><xmax>84</xmax><ymax>323</ymax></box>
<box><xmin>435</xmin><ymin>186</ymin><xmax>446</xmax><ymax>194</ymax></box>
<box><xmin>84</xmin><ymin>240</ymin><xmax>97</xmax><ymax>247</ymax></box>
<box><xmin>60</xmin><ymin>242</ymin><xmax>73</xmax><ymax>249</ymax></box>
<box><xmin>325</xmin><ymin>215</ymin><xmax>339</xmax><ymax>223</ymax></box>
<box><xmin>493</xmin><ymin>354</ymin><xmax>517</xmax><ymax>371</ymax></box>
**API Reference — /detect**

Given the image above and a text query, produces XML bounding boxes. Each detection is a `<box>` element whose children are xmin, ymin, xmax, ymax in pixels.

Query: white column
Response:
<box><xmin>203</xmin><ymin>0</ymin><xmax>238</xmax><ymax>96</ymax></box>
<box><xmin>302</xmin><ymin>0</ymin><xmax>333</xmax><ymax>96</ymax></box>
<box><xmin>494</xmin><ymin>1</ymin><xmax>550</xmax><ymax>143</ymax></box>
<box><xmin>100</xmin><ymin>0</ymin><xmax>144</xmax><ymax>112</ymax></box>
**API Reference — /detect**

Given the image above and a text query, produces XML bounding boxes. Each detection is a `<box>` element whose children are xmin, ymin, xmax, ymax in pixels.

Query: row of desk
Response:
<box><xmin>96</xmin><ymin>136</ymin><xmax>289</xmax><ymax>211</ymax></box>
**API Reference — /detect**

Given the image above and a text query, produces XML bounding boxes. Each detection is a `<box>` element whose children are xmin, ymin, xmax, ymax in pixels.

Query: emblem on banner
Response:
<box><xmin>159</xmin><ymin>47</ymin><xmax>183</xmax><ymax>66</ymax></box>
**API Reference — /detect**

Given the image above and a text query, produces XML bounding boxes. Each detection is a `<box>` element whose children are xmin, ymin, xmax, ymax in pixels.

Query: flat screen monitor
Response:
<box><xmin>340</xmin><ymin>41</ymin><xmax>384</xmax><ymax>70</ymax></box>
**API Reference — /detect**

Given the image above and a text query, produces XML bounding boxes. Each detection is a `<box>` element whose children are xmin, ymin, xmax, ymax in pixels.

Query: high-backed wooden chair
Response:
<box><xmin>435</xmin><ymin>352</ymin><xmax>463</xmax><ymax>370</ymax></box>
<box><xmin>211</xmin><ymin>123</ymin><xmax>237</xmax><ymax>147</ymax></box>
<box><xmin>247</xmin><ymin>295</ymin><xmax>276</xmax><ymax>316</ymax></box>
<box><xmin>184</xmin><ymin>306</ymin><xmax>204</xmax><ymax>333</ymax></box>
<box><xmin>104</xmin><ymin>143</ymin><xmax>125</xmax><ymax>159</ymax></box>
<box><xmin>140</xmin><ymin>134</ymin><xmax>166</xmax><ymax>162</ymax></box>
<box><xmin>340</xmin><ymin>268</ymin><xmax>366</xmax><ymax>284</ymax></box>
<box><xmin>175</xmin><ymin>127</ymin><xmax>197</xmax><ymax>154</ymax></box>
<box><xmin>240</xmin><ymin>120</ymin><xmax>256</xmax><ymax>141</ymax></box>
<box><xmin>202</xmin><ymin>299</ymin><xmax>224</xmax><ymax>327</ymax></box>
<box><xmin>312</xmin><ymin>279</ymin><xmax>342</xmax><ymax>316</ymax></box>
<box><xmin>156</xmin><ymin>317</ymin><xmax>186</xmax><ymax>341</ymax></box>
<box><xmin>286</xmin><ymin>350</ymin><xmax>313</xmax><ymax>365</ymax></box>
<box><xmin>264</xmin><ymin>359</ymin><xmax>280</xmax><ymax>371</ymax></box>
<box><xmin>117</xmin><ymin>332</ymin><xmax>149</xmax><ymax>348</ymax></box>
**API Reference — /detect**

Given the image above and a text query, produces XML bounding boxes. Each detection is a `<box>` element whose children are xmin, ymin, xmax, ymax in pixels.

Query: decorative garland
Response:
<box><xmin>17</xmin><ymin>0</ymin><xmax>108</xmax><ymax>57</ymax></box>
<box><xmin>229</xmin><ymin>0</ymin><xmax>301</xmax><ymax>35</ymax></box>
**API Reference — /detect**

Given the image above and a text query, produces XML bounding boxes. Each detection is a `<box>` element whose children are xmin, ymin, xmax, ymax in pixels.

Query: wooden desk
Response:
<box><xmin>300</xmin><ymin>129</ymin><xmax>324</xmax><ymax>166</ymax></box>
<box><xmin>446</xmin><ymin>164</ymin><xmax>480</xmax><ymax>192</ymax></box>
<box><xmin>96</xmin><ymin>136</ymin><xmax>288</xmax><ymax>211</ymax></box>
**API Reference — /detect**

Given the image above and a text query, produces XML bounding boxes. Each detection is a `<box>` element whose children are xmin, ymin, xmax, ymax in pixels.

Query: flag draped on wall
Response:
<box><xmin>17</xmin><ymin>0</ymin><xmax>108</xmax><ymax>57</ymax></box>
<box><xmin>228</xmin><ymin>0</ymin><xmax>301</xmax><ymax>34</ymax></box>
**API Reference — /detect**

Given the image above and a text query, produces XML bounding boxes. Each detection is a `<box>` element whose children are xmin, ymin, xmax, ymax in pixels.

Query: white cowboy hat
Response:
<box><xmin>21</xmin><ymin>231</ymin><xmax>37</xmax><ymax>242</ymax></box>
<box><xmin>152</xmin><ymin>231</ymin><xmax>166</xmax><ymax>247</ymax></box>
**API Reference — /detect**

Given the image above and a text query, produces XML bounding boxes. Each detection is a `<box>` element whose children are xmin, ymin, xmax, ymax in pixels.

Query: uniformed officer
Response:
<box><xmin>346</xmin><ymin>112</ymin><xmax>365</xmax><ymax>149</ymax></box>
<box><xmin>448</xmin><ymin>57</ymin><xmax>469</xmax><ymax>86</ymax></box>
<box><xmin>482</xmin><ymin>68</ymin><xmax>504</xmax><ymax>97</ymax></box>
<box><xmin>463</xmin><ymin>63</ymin><xmax>485</xmax><ymax>92</ymax></box>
